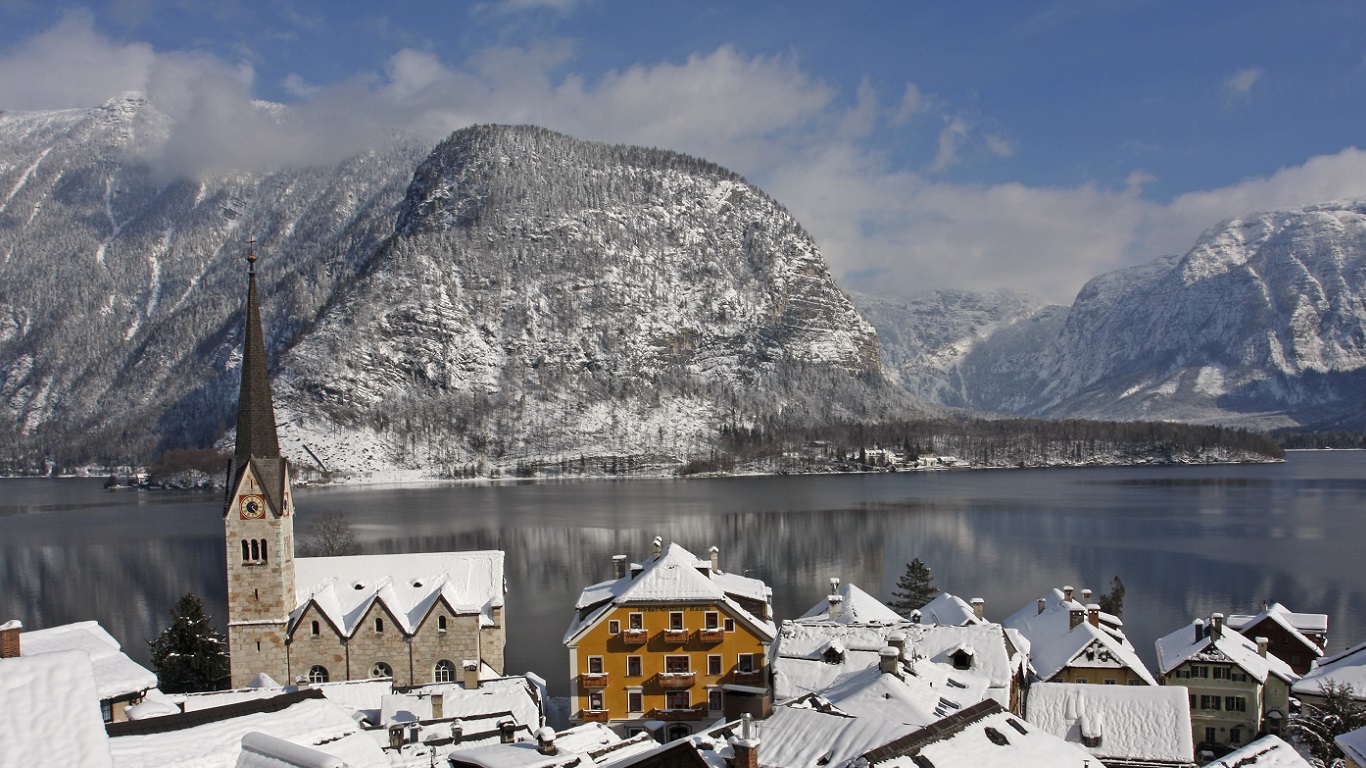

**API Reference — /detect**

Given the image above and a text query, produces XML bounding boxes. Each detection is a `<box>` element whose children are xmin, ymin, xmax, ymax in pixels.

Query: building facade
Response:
<box><xmin>564</xmin><ymin>541</ymin><xmax>775</xmax><ymax>739</ymax></box>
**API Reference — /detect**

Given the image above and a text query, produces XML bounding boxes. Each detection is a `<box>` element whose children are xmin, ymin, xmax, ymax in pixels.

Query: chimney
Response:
<box><xmin>451</xmin><ymin>719</ymin><xmax>463</xmax><ymax>744</ymax></box>
<box><xmin>1210</xmin><ymin>613</ymin><xmax>1224</xmax><ymax>641</ymax></box>
<box><xmin>971</xmin><ymin>598</ymin><xmax>985</xmax><ymax>623</ymax></box>
<box><xmin>828</xmin><ymin>594</ymin><xmax>844</xmax><ymax>620</ymax></box>
<box><xmin>887</xmin><ymin>632</ymin><xmax>907</xmax><ymax>658</ymax></box>
<box><xmin>499</xmin><ymin>718</ymin><xmax>516</xmax><ymax>744</ymax></box>
<box><xmin>911</xmin><ymin>609</ymin><xmax>921</xmax><ymax>625</ymax></box>
<box><xmin>830</xmin><ymin>576</ymin><xmax>841</xmax><ymax>594</ymax></box>
<box><xmin>0</xmin><ymin>620</ymin><xmax>21</xmax><ymax>659</ymax></box>
<box><xmin>732</xmin><ymin>714</ymin><xmax>760</xmax><ymax>768</ymax></box>
<box><xmin>1194</xmin><ymin>619</ymin><xmax>1205</xmax><ymax>643</ymax></box>
<box><xmin>1081</xmin><ymin>588</ymin><xmax>1093</xmax><ymax>605</ymax></box>
<box><xmin>879</xmin><ymin>646</ymin><xmax>901</xmax><ymax>677</ymax></box>
<box><xmin>612</xmin><ymin>555</ymin><xmax>627</xmax><ymax>580</ymax></box>
<box><xmin>630</xmin><ymin>563</ymin><xmax>643</xmax><ymax>579</ymax></box>
<box><xmin>1063</xmin><ymin>586</ymin><xmax>1074</xmax><ymax>602</ymax></box>
<box><xmin>1256</xmin><ymin>637</ymin><xmax>1269</xmax><ymax>658</ymax></box>
<box><xmin>1069</xmin><ymin>607</ymin><xmax>1084</xmax><ymax>630</ymax></box>
<box><xmin>431</xmin><ymin>693</ymin><xmax>444</xmax><ymax>720</ymax></box>
<box><xmin>1087</xmin><ymin>604</ymin><xmax>1101</xmax><ymax>628</ymax></box>
<box><xmin>652</xmin><ymin>536</ymin><xmax>662</xmax><ymax>560</ymax></box>
<box><xmin>463</xmin><ymin>660</ymin><xmax>479</xmax><ymax>690</ymax></box>
<box><xmin>710</xmin><ymin>546</ymin><xmax>720</xmax><ymax>573</ymax></box>
<box><xmin>1037</xmin><ymin>598</ymin><xmax>1047</xmax><ymax>615</ymax></box>
<box><xmin>536</xmin><ymin>726</ymin><xmax>558</xmax><ymax>756</ymax></box>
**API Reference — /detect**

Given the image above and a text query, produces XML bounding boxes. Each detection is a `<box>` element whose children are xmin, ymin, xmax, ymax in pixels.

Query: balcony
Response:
<box><xmin>579</xmin><ymin>709</ymin><xmax>611</xmax><ymax>723</ymax></box>
<box><xmin>662</xmin><ymin>629</ymin><xmax>690</xmax><ymax>644</ymax></box>
<box><xmin>731</xmin><ymin>670</ymin><xmax>765</xmax><ymax>686</ymax></box>
<box><xmin>698</xmin><ymin>628</ymin><xmax>725</xmax><ymax>643</ymax></box>
<box><xmin>579</xmin><ymin>673</ymin><xmax>609</xmax><ymax>688</ymax></box>
<box><xmin>621</xmin><ymin>628</ymin><xmax>648</xmax><ymax>645</ymax></box>
<box><xmin>652</xmin><ymin>704</ymin><xmax>707</xmax><ymax>721</ymax></box>
<box><xmin>659</xmin><ymin>672</ymin><xmax>695</xmax><ymax>689</ymax></box>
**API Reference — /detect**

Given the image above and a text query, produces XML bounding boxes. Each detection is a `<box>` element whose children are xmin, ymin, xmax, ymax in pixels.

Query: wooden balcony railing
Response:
<box><xmin>579</xmin><ymin>673</ymin><xmax>609</xmax><ymax>688</ymax></box>
<box><xmin>698</xmin><ymin>628</ymin><xmax>725</xmax><ymax>643</ymax></box>
<box><xmin>621</xmin><ymin>629</ymin><xmax>648</xmax><ymax>645</ymax></box>
<box><xmin>651</xmin><ymin>704</ymin><xmax>707</xmax><ymax>721</ymax></box>
<box><xmin>662</xmin><ymin>629</ymin><xmax>690</xmax><ymax>644</ymax></box>
<box><xmin>731</xmin><ymin>670</ymin><xmax>765</xmax><ymax>686</ymax></box>
<box><xmin>579</xmin><ymin>709</ymin><xmax>611</xmax><ymax>723</ymax></box>
<box><xmin>659</xmin><ymin>672</ymin><xmax>695</xmax><ymax>689</ymax></box>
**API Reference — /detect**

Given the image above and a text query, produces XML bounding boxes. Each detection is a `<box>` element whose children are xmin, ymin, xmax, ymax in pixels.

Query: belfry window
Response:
<box><xmin>242</xmin><ymin>540</ymin><xmax>251</xmax><ymax>562</ymax></box>
<box><xmin>260</xmin><ymin>540</ymin><xmax>267</xmax><ymax>562</ymax></box>
<box><xmin>250</xmin><ymin>540</ymin><xmax>260</xmax><ymax>561</ymax></box>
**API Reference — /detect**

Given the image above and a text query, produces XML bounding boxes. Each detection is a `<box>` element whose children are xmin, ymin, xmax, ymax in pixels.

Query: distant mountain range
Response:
<box><xmin>0</xmin><ymin>97</ymin><xmax>1349</xmax><ymax>477</ymax></box>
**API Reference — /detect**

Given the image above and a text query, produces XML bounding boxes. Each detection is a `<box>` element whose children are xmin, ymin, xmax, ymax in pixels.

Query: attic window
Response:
<box><xmin>1005</xmin><ymin>718</ymin><xmax>1029</xmax><ymax>736</ymax></box>
<box><xmin>912</xmin><ymin>756</ymin><xmax>935</xmax><ymax>768</ymax></box>
<box><xmin>984</xmin><ymin>727</ymin><xmax>1009</xmax><ymax>746</ymax></box>
<box><xmin>353</xmin><ymin>582</ymin><xmax>365</xmax><ymax>590</ymax></box>
<box><xmin>412</xmin><ymin>580</ymin><xmax>424</xmax><ymax>588</ymax></box>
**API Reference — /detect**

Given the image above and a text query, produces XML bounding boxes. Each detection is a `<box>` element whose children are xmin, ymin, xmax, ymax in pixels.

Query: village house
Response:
<box><xmin>222</xmin><ymin>247</ymin><xmax>505</xmax><ymax>689</ymax></box>
<box><xmin>563</xmin><ymin>539</ymin><xmax>775</xmax><ymax>740</ymax></box>
<box><xmin>1154</xmin><ymin>613</ymin><xmax>1297</xmax><ymax>754</ymax></box>
<box><xmin>1225</xmin><ymin>602</ymin><xmax>1328</xmax><ymax>675</ymax></box>
<box><xmin>1025</xmin><ymin>681</ymin><xmax>1196</xmax><ymax>768</ymax></box>
<box><xmin>0</xmin><ymin>619</ymin><xmax>156</xmax><ymax>723</ymax></box>
<box><xmin>1292</xmin><ymin>638</ymin><xmax>1366</xmax><ymax>708</ymax></box>
<box><xmin>1003</xmin><ymin>586</ymin><xmax>1155</xmax><ymax>686</ymax></box>
<box><xmin>1203</xmin><ymin>735</ymin><xmax>1313</xmax><ymax>768</ymax></box>
<box><xmin>1339</xmin><ymin>725</ymin><xmax>1366</xmax><ymax>768</ymax></box>
<box><xmin>0</xmin><ymin>648</ymin><xmax>116</xmax><ymax>767</ymax></box>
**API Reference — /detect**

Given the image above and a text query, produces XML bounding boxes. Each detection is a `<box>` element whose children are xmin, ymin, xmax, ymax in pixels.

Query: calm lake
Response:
<box><xmin>2</xmin><ymin>450</ymin><xmax>1363</xmax><ymax>696</ymax></box>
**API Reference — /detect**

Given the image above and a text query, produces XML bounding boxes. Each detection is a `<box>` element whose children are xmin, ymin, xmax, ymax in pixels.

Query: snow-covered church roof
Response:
<box><xmin>292</xmin><ymin>551</ymin><xmax>504</xmax><ymax>637</ymax></box>
<box><xmin>564</xmin><ymin>542</ymin><xmax>774</xmax><ymax>644</ymax></box>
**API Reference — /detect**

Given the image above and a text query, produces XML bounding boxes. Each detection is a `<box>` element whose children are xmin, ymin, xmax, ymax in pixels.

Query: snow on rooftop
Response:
<box><xmin>1293</xmin><ymin>638</ymin><xmax>1366</xmax><ymax>699</ymax></box>
<box><xmin>1226</xmin><ymin>603</ymin><xmax>1327</xmax><ymax>655</ymax></box>
<box><xmin>1204</xmin><ymin>735</ymin><xmax>1312</xmax><ymax>767</ymax></box>
<box><xmin>20</xmin><ymin>621</ymin><xmax>157</xmax><ymax>700</ymax></box>
<box><xmin>1337</xmin><ymin>725</ymin><xmax>1366</xmax><ymax>767</ymax></box>
<box><xmin>756</xmin><ymin>704</ymin><xmax>918</xmax><ymax>768</ymax></box>
<box><xmin>1003</xmin><ymin>591</ymin><xmax>1152</xmax><ymax>684</ymax></box>
<box><xmin>1155</xmin><ymin>620</ymin><xmax>1296</xmax><ymax>684</ymax></box>
<box><xmin>107</xmin><ymin>695</ymin><xmax>388</xmax><ymax>768</ymax></box>
<box><xmin>798</xmin><ymin>582</ymin><xmax>906</xmax><ymax>625</ymax></box>
<box><xmin>380</xmin><ymin>676</ymin><xmax>541</xmax><ymax>731</ymax></box>
<box><xmin>917</xmin><ymin>593</ymin><xmax>981</xmax><ymax>626</ymax></box>
<box><xmin>871</xmin><ymin>706</ymin><xmax>1097</xmax><ymax>768</ymax></box>
<box><xmin>236</xmin><ymin>731</ymin><xmax>347</xmax><ymax>768</ymax></box>
<box><xmin>0</xmin><ymin>650</ymin><xmax>115</xmax><ymax>768</ymax></box>
<box><xmin>1025</xmin><ymin>682</ymin><xmax>1194</xmax><ymax>764</ymax></box>
<box><xmin>294</xmin><ymin>551</ymin><xmax>504</xmax><ymax>637</ymax></box>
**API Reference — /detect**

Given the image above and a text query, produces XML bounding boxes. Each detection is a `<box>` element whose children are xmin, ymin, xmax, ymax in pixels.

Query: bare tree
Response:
<box><xmin>298</xmin><ymin>511</ymin><xmax>361</xmax><ymax>557</ymax></box>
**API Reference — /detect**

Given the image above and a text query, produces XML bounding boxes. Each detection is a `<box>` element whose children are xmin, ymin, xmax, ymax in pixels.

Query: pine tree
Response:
<box><xmin>1289</xmin><ymin>681</ymin><xmax>1366</xmax><ymax>764</ymax></box>
<box><xmin>889</xmin><ymin>558</ymin><xmax>937</xmax><ymax>617</ymax></box>
<box><xmin>148</xmin><ymin>593</ymin><xmax>230</xmax><ymax>693</ymax></box>
<box><xmin>1097</xmin><ymin>575</ymin><xmax>1126</xmax><ymax>617</ymax></box>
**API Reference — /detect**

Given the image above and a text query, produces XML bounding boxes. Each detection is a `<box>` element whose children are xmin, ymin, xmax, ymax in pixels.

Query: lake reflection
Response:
<box><xmin>2</xmin><ymin>451</ymin><xmax>1363</xmax><ymax>696</ymax></box>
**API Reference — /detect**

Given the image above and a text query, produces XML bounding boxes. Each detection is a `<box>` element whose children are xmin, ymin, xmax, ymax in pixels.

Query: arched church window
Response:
<box><xmin>260</xmin><ymin>539</ymin><xmax>267</xmax><ymax>562</ymax></box>
<box><xmin>308</xmin><ymin>665</ymin><xmax>329</xmax><ymax>684</ymax></box>
<box><xmin>438</xmin><ymin>615</ymin><xmax>447</xmax><ymax>631</ymax></box>
<box><xmin>375</xmin><ymin>617</ymin><xmax>383</xmax><ymax>633</ymax></box>
<box><xmin>370</xmin><ymin>661</ymin><xmax>392</xmax><ymax>679</ymax></box>
<box><xmin>242</xmin><ymin>540</ymin><xmax>251</xmax><ymax>562</ymax></box>
<box><xmin>311</xmin><ymin>620</ymin><xmax>320</xmax><ymax>636</ymax></box>
<box><xmin>250</xmin><ymin>540</ymin><xmax>260</xmax><ymax>561</ymax></box>
<box><xmin>434</xmin><ymin>659</ymin><xmax>455</xmax><ymax>683</ymax></box>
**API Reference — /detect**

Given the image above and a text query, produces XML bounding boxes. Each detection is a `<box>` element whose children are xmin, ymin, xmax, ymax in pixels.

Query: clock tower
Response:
<box><xmin>224</xmin><ymin>243</ymin><xmax>297</xmax><ymax>688</ymax></box>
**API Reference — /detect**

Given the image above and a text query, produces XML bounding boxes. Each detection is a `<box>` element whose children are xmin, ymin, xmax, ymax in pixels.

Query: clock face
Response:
<box><xmin>239</xmin><ymin>494</ymin><xmax>266</xmax><ymax>520</ymax></box>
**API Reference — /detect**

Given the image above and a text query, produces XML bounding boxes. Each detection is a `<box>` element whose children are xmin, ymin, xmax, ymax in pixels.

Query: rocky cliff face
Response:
<box><xmin>0</xmin><ymin>105</ymin><xmax>902</xmax><ymax>475</ymax></box>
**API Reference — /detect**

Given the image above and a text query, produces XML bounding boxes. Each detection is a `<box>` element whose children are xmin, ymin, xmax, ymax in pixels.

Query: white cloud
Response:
<box><xmin>1223</xmin><ymin>66</ymin><xmax>1263</xmax><ymax>103</ymax></box>
<box><xmin>0</xmin><ymin>10</ymin><xmax>153</xmax><ymax>110</ymax></box>
<box><xmin>927</xmin><ymin>116</ymin><xmax>970</xmax><ymax>173</ymax></box>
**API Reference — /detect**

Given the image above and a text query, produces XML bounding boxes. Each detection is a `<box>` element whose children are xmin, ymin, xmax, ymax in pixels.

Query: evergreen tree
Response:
<box><xmin>148</xmin><ymin>593</ymin><xmax>230</xmax><ymax>693</ymax></box>
<box><xmin>1289</xmin><ymin>681</ymin><xmax>1366</xmax><ymax>765</ymax></box>
<box><xmin>889</xmin><ymin>558</ymin><xmax>937</xmax><ymax>617</ymax></box>
<box><xmin>1097</xmin><ymin>575</ymin><xmax>1126</xmax><ymax>617</ymax></box>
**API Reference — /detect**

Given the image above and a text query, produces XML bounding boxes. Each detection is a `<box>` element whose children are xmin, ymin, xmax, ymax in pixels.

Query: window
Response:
<box><xmin>434</xmin><ymin>659</ymin><xmax>455</xmax><ymax>683</ymax></box>
<box><xmin>311</xmin><ymin>620</ymin><xmax>320</xmax><ymax>636</ymax></box>
<box><xmin>1103</xmin><ymin>678</ymin><xmax>1117</xmax><ymax>685</ymax></box>
<box><xmin>627</xmin><ymin>656</ymin><xmax>642</xmax><ymax>677</ymax></box>
<box><xmin>1189</xmin><ymin>694</ymin><xmax>1197</xmax><ymax>709</ymax></box>
<box><xmin>1213</xmin><ymin>666</ymin><xmax>1231</xmax><ymax>680</ymax></box>
<box><xmin>670</xmin><ymin>612</ymin><xmax>685</xmax><ymax>631</ymax></box>
<box><xmin>1225</xmin><ymin>696</ymin><xmax>1247</xmax><ymax>712</ymax></box>
<box><xmin>666</xmin><ymin>655</ymin><xmax>690</xmax><ymax>674</ymax></box>
<box><xmin>1074</xmin><ymin>678</ymin><xmax>1088</xmax><ymax>684</ymax></box>
<box><xmin>1200</xmin><ymin>695</ymin><xmax>1222</xmax><ymax>711</ymax></box>
<box><xmin>438</xmin><ymin>615</ymin><xmax>447</xmax><ymax>631</ymax></box>
<box><xmin>628</xmin><ymin>613</ymin><xmax>644</xmax><ymax>630</ymax></box>
<box><xmin>588</xmin><ymin>692</ymin><xmax>605</xmax><ymax>711</ymax></box>
<box><xmin>260</xmin><ymin>539</ymin><xmax>267</xmax><ymax>562</ymax></box>
<box><xmin>628</xmin><ymin>690</ymin><xmax>643</xmax><ymax>713</ymax></box>
<box><xmin>1230</xmin><ymin>728</ymin><xmax>1242</xmax><ymax>744</ymax></box>
<box><xmin>242</xmin><ymin>540</ymin><xmax>251</xmax><ymax>561</ymax></box>
<box><xmin>1204</xmin><ymin>727</ymin><xmax>1217</xmax><ymax>744</ymax></box>
<box><xmin>308</xmin><ymin>665</ymin><xmax>329</xmax><ymax>684</ymax></box>
<box><xmin>707</xmin><ymin>655</ymin><xmax>723</xmax><ymax>676</ymax></box>
<box><xmin>375</xmin><ymin>617</ymin><xmax>383</xmax><ymax>633</ymax></box>
<box><xmin>1189</xmin><ymin>665</ymin><xmax>1209</xmax><ymax>678</ymax></box>
<box><xmin>665</xmin><ymin>691</ymin><xmax>690</xmax><ymax>710</ymax></box>
<box><xmin>609</xmin><ymin>620</ymin><xmax>621</xmax><ymax>634</ymax></box>
<box><xmin>724</xmin><ymin>618</ymin><xmax>735</xmax><ymax>632</ymax></box>
<box><xmin>588</xmin><ymin>656</ymin><xmax>604</xmax><ymax>674</ymax></box>
<box><xmin>708</xmin><ymin>689</ymin><xmax>723</xmax><ymax>711</ymax></box>
<box><xmin>370</xmin><ymin>661</ymin><xmax>392</xmax><ymax>678</ymax></box>
<box><xmin>100</xmin><ymin>699</ymin><xmax>113</xmax><ymax>722</ymax></box>
<box><xmin>1128</xmin><ymin>679</ymin><xmax>1142</xmax><ymax>685</ymax></box>
<box><xmin>250</xmin><ymin>540</ymin><xmax>260</xmax><ymax>560</ymax></box>
<box><xmin>737</xmin><ymin>654</ymin><xmax>755</xmax><ymax>673</ymax></box>
<box><xmin>705</xmin><ymin>612</ymin><xmax>719</xmax><ymax>629</ymax></box>
<box><xmin>1232</xmin><ymin>672</ymin><xmax>1248</xmax><ymax>682</ymax></box>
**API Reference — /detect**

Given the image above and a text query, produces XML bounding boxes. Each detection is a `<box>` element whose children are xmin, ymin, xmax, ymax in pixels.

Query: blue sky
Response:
<box><xmin>2</xmin><ymin>1</ymin><xmax>1364</xmax><ymax>302</ymax></box>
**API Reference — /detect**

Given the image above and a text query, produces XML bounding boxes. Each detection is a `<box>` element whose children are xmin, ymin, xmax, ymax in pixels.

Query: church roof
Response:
<box><xmin>225</xmin><ymin>247</ymin><xmax>287</xmax><ymax>517</ymax></box>
<box><xmin>291</xmin><ymin>551</ymin><xmax>505</xmax><ymax>638</ymax></box>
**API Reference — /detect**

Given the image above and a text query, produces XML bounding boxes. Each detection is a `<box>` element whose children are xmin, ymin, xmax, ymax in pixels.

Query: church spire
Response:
<box><xmin>234</xmin><ymin>239</ymin><xmax>281</xmax><ymax>463</ymax></box>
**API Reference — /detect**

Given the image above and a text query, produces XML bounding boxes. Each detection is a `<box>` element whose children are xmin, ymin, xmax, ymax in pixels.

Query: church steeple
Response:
<box><xmin>225</xmin><ymin>241</ymin><xmax>287</xmax><ymax>516</ymax></box>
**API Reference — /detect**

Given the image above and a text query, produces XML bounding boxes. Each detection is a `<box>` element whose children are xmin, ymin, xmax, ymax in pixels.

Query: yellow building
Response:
<box><xmin>564</xmin><ymin>539</ymin><xmax>775</xmax><ymax>740</ymax></box>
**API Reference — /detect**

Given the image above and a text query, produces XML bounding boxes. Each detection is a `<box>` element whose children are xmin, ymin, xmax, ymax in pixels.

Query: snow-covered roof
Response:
<box><xmin>380</xmin><ymin>676</ymin><xmax>542</xmax><ymax>734</ymax></box>
<box><xmin>754</xmin><ymin>703</ymin><xmax>919</xmax><ymax>768</ymax></box>
<box><xmin>1002</xmin><ymin>592</ymin><xmax>1152</xmax><ymax>685</ymax></box>
<box><xmin>798</xmin><ymin>582</ymin><xmax>907</xmax><ymax>625</ymax></box>
<box><xmin>564</xmin><ymin>542</ymin><xmax>774</xmax><ymax>645</ymax></box>
<box><xmin>1226</xmin><ymin>603</ymin><xmax>1327</xmax><ymax>654</ymax></box>
<box><xmin>865</xmin><ymin>700</ymin><xmax>1097</xmax><ymax>768</ymax></box>
<box><xmin>917</xmin><ymin>593</ymin><xmax>981</xmax><ymax>626</ymax></box>
<box><xmin>106</xmin><ymin>692</ymin><xmax>388</xmax><ymax>768</ymax></box>
<box><xmin>21</xmin><ymin>621</ymin><xmax>157</xmax><ymax>700</ymax></box>
<box><xmin>1025</xmin><ymin>682</ymin><xmax>1194</xmax><ymax>765</ymax></box>
<box><xmin>0</xmin><ymin>649</ymin><xmax>115</xmax><ymax>768</ymax></box>
<box><xmin>1154</xmin><ymin>620</ymin><xmax>1297</xmax><ymax>685</ymax></box>
<box><xmin>1337</xmin><ymin>725</ymin><xmax>1366</xmax><ymax>768</ymax></box>
<box><xmin>1292</xmin><ymin>639</ymin><xmax>1366</xmax><ymax>699</ymax></box>
<box><xmin>236</xmin><ymin>731</ymin><xmax>347</xmax><ymax>768</ymax></box>
<box><xmin>293</xmin><ymin>551</ymin><xmax>504</xmax><ymax>637</ymax></box>
<box><xmin>1203</xmin><ymin>735</ymin><xmax>1312</xmax><ymax>767</ymax></box>
<box><xmin>446</xmin><ymin>726</ymin><xmax>657</xmax><ymax>768</ymax></box>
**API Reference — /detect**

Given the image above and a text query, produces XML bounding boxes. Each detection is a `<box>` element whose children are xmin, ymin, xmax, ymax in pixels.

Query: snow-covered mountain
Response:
<box><xmin>864</xmin><ymin>200</ymin><xmax>1366</xmax><ymax>430</ymax></box>
<box><xmin>0</xmin><ymin>101</ymin><xmax>906</xmax><ymax>475</ymax></box>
